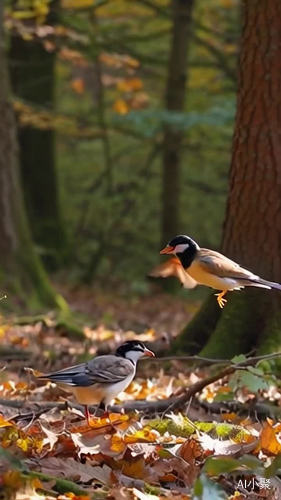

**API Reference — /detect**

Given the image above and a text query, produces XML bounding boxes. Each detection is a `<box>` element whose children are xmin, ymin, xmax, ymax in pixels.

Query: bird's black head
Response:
<box><xmin>115</xmin><ymin>340</ymin><xmax>155</xmax><ymax>362</ymax></box>
<box><xmin>160</xmin><ymin>235</ymin><xmax>199</xmax><ymax>268</ymax></box>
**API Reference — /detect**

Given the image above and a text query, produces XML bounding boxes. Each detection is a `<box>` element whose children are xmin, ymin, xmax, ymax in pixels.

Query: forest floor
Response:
<box><xmin>1</xmin><ymin>285</ymin><xmax>281</xmax><ymax>500</ymax></box>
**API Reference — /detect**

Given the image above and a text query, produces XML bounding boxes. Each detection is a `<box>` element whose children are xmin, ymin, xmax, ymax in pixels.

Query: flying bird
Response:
<box><xmin>37</xmin><ymin>340</ymin><xmax>155</xmax><ymax>425</ymax></box>
<box><xmin>154</xmin><ymin>234</ymin><xmax>281</xmax><ymax>308</ymax></box>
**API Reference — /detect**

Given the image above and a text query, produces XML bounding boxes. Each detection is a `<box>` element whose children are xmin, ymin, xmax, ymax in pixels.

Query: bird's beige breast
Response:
<box><xmin>187</xmin><ymin>261</ymin><xmax>235</xmax><ymax>291</ymax></box>
<box><xmin>72</xmin><ymin>385</ymin><xmax>105</xmax><ymax>405</ymax></box>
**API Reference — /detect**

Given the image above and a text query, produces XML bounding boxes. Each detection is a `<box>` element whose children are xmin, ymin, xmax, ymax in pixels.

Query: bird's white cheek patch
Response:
<box><xmin>174</xmin><ymin>243</ymin><xmax>189</xmax><ymax>254</ymax></box>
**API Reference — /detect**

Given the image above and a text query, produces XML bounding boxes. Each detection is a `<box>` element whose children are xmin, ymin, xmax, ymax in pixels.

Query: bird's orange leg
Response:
<box><xmin>215</xmin><ymin>290</ymin><xmax>227</xmax><ymax>308</ymax></box>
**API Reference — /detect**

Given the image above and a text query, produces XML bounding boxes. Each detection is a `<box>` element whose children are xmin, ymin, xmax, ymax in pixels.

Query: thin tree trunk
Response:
<box><xmin>0</xmin><ymin>3</ymin><xmax>66</xmax><ymax>311</ymax></box>
<box><xmin>9</xmin><ymin>0</ymin><xmax>66</xmax><ymax>270</ymax></box>
<box><xmin>161</xmin><ymin>0</ymin><xmax>194</xmax><ymax>245</ymax></box>
<box><xmin>173</xmin><ymin>0</ymin><xmax>281</xmax><ymax>357</ymax></box>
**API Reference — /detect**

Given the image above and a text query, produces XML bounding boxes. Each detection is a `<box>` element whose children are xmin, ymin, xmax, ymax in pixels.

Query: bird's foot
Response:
<box><xmin>215</xmin><ymin>291</ymin><xmax>227</xmax><ymax>308</ymax></box>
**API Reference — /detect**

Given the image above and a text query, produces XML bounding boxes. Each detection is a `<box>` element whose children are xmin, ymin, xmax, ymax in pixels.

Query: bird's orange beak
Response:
<box><xmin>160</xmin><ymin>245</ymin><xmax>174</xmax><ymax>255</ymax></box>
<box><xmin>143</xmin><ymin>348</ymin><xmax>155</xmax><ymax>357</ymax></box>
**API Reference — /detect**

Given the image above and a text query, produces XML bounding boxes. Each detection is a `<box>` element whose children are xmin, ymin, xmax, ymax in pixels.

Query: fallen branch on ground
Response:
<box><xmin>1</xmin><ymin>351</ymin><xmax>280</xmax><ymax>418</ymax></box>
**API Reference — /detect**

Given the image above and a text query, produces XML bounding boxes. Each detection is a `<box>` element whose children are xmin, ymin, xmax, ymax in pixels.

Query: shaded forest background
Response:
<box><xmin>2</xmin><ymin>0</ymin><xmax>238</xmax><ymax>300</ymax></box>
<box><xmin>2</xmin><ymin>0</ymin><xmax>281</xmax><ymax>358</ymax></box>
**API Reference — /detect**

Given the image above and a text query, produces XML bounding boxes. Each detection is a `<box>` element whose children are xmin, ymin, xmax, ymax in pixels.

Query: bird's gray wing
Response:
<box><xmin>38</xmin><ymin>356</ymin><xmax>133</xmax><ymax>387</ymax></box>
<box><xmin>38</xmin><ymin>362</ymin><xmax>90</xmax><ymax>386</ymax></box>
<box><xmin>149</xmin><ymin>257</ymin><xmax>197</xmax><ymax>288</ymax></box>
<box><xmin>197</xmin><ymin>248</ymin><xmax>257</xmax><ymax>280</ymax></box>
<box><xmin>85</xmin><ymin>355</ymin><xmax>133</xmax><ymax>385</ymax></box>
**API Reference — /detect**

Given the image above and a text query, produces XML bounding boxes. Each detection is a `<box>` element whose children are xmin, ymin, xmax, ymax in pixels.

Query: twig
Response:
<box><xmin>0</xmin><ymin>348</ymin><xmax>32</xmax><ymax>360</ymax></box>
<box><xmin>198</xmin><ymin>399</ymin><xmax>281</xmax><ymax>420</ymax></box>
<box><xmin>1</xmin><ymin>352</ymin><xmax>280</xmax><ymax>417</ymax></box>
<box><xmin>142</xmin><ymin>354</ymin><xmax>229</xmax><ymax>364</ymax></box>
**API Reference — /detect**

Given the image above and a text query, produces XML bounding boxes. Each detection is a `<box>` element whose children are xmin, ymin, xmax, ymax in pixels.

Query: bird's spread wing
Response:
<box><xmin>149</xmin><ymin>257</ymin><xmax>197</xmax><ymax>289</ymax></box>
<box><xmin>39</xmin><ymin>356</ymin><xmax>133</xmax><ymax>387</ymax></box>
<box><xmin>197</xmin><ymin>248</ymin><xmax>257</xmax><ymax>280</ymax></box>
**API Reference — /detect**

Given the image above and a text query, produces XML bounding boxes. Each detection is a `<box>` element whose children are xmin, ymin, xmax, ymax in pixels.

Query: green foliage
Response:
<box><xmin>229</xmin><ymin>368</ymin><xmax>271</xmax><ymax>393</ymax></box>
<box><xmin>6</xmin><ymin>0</ymin><xmax>239</xmax><ymax>289</ymax></box>
<box><xmin>112</xmin><ymin>101</ymin><xmax>235</xmax><ymax>138</ymax></box>
<box><xmin>193</xmin><ymin>473</ymin><xmax>227</xmax><ymax>500</ymax></box>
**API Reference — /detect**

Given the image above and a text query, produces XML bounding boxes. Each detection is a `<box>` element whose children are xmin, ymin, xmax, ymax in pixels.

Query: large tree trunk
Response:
<box><xmin>172</xmin><ymin>0</ymin><xmax>281</xmax><ymax>357</ymax></box>
<box><xmin>9</xmin><ymin>0</ymin><xmax>66</xmax><ymax>270</ymax></box>
<box><xmin>161</xmin><ymin>0</ymin><xmax>194</xmax><ymax>245</ymax></box>
<box><xmin>0</xmin><ymin>3</ymin><xmax>66</xmax><ymax>311</ymax></box>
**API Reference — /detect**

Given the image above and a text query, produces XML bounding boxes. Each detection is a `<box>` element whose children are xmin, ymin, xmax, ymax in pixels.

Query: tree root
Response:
<box><xmin>11</xmin><ymin>311</ymin><xmax>85</xmax><ymax>340</ymax></box>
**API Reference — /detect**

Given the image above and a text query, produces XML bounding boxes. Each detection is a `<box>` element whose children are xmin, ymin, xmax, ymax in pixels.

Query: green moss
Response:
<box><xmin>195</xmin><ymin>422</ymin><xmax>243</xmax><ymax>439</ymax></box>
<box><xmin>144</xmin><ymin>484</ymin><xmax>162</xmax><ymax>496</ymax></box>
<box><xmin>149</xmin><ymin>417</ymin><xmax>195</xmax><ymax>437</ymax></box>
<box><xmin>199</xmin><ymin>290</ymin><xmax>268</xmax><ymax>358</ymax></box>
<box><xmin>149</xmin><ymin>418</ymin><xmax>251</xmax><ymax>441</ymax></box>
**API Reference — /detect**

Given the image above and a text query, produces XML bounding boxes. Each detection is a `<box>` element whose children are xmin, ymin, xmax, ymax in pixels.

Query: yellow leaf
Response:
<box><xmin>113</xmin><ymin>99</ymin><xmax>129</xmax><ymax>115</ymax></box>
<box><xmin>62</xmin><ymin>0</ymin><xmax>94</xmax><ymax>9</ymax></box>
<box><xmin>219</xmin><ymin>0</ymin><xmax>235</xmax><ymax>7</ymax></box>
<box><xmin>117</xmin><ymin>78</ymin><xmax>143</xmax><ymax>92</ymax></box>
<box><xmin>16</xmin><ymin>437</ymin><xmax>30</xmax><ymax>452</ymax></box>
<box><xmin>99</xmin><ymin>52</ymin><xmax>139</xmax><ymax>69</ymax></box>
<box><xmin>71</xmin><ymin>78</ymin><xmax>85</xmax><ymax>94</ymax></box>
<box><xmin>125</xmin><ymin>428</ymin><xmax>158</xmax><ymax>444</ymax></box>
<box><xmin>118</xmin><ymin>458</ymin><xmax>146</xmax><ymax>479</ymax></box>
<box><xmin>30</xmin><ymin>477</ymin><xmax>43</xmax><ymax>490</ymax></box>
<box><xmin>0</xmin><ymin>415</ymin><xmax>13</xmax><ymax>428</ymax></box>
<box><xmin>110</xmin><ymin>435</ymin><xmax>126</xmax><ymax>454</ymax></box>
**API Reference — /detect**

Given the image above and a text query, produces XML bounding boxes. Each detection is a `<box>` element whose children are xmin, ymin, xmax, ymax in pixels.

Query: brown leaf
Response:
<box><xmin>34</xmin><ymin>457</ymin><xmax>112</xmax><ymax>485</ymax></box>
<box><xmin>260</xmin><ymin>420</ymin><xmax>281</xmax><ymax>455</ymax></box>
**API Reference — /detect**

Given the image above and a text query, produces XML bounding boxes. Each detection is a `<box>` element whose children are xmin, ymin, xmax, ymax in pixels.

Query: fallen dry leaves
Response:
<box><xmin>0</xmin><ymin>298</ymin><xmax>281</xmax><ymax>499</ymax></box>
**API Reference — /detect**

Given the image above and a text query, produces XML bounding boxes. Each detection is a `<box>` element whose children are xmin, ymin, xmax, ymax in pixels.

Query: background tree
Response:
<box><xmin>3</xmin><ymin>0</ymin><xmax>239</xmax><ymax>300</ymax></box>
<box><xmin>173</xmin><ymin>0</ymin><xmax>281</xmax><ymax>357</ymax></box>
<box><xmin>0</xmin><ymin>1</ymin><xmax>66</xmax><ymax>311</ymax></box>
<box><xmin>161</xmin><ymin>0</ymin><xmax>194</xmax><ymax>244</ymax></box>
<box><xmin>9</xmin><ymin>0</ymin><xmax>66</xmax><ymax>269</ymax></box>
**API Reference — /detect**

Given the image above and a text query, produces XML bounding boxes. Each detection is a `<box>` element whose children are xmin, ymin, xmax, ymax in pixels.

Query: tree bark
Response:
<box><xmin>0</xmin><ymin>3</ymin><xmax>66</xmax><ymax>311</ymax></box>
<box><xmin>161</xmin><ymin>0</ymin><xmax>194</xmax><ymax>245</ymax></box>
<box><xmin>173</xmin><ymin>0</ymin><xmax>281</xmax><ymax>357</ymax></box>
<box><xmin>9</xmin><ymin>0</ymin><xmax>66</xmax><ymax>270</ymax></box>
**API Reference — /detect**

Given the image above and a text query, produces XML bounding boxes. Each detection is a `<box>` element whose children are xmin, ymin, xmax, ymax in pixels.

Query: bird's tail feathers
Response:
<box><xmin>255</xmin><ymin>278</ymin><xmax>281</xmax><ymax>291</ymax></box>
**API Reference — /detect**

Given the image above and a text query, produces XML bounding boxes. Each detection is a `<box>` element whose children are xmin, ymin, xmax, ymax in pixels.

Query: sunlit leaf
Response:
<box><xmin>113</xmin><ymin>99</ymin><xmax>129</xmax><ymax>115</ymax></box>
<box><xmin>0</xmin><ymin>415</ymin><xmax>14</xmax><ymax>428</ymax></box>
<box><xmin>125</xmin><ymin>428</ymin><xmax>159</xmax><ymax>444</ymax></box>
<box><xmin>260</xmin><ymin>421</ymin><xmax>281</xmax><ymax>455</ymax></box>
<box><xmin>71</xmin><ymin>78</ymin><xmax>85</xmax><ymax>94</ymax></box>
<box><xmin>117</xmin><ymin>78</ymin><xmax>143</xmax><ymax>92</ymax></box>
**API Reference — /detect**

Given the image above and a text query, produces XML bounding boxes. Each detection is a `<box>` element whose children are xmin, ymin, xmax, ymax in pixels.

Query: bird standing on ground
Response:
<box><xmin>37</xmin><ymin>340</ymin><xmax>155</xmax><ymax>425</ymax></box>
<box><xmin>155</xmin><ymin>234</ymin><xmax>281</xmax><ymax>308</ymax></box>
